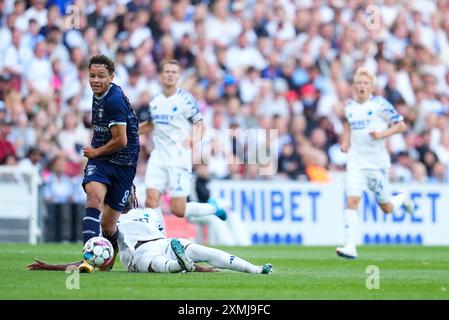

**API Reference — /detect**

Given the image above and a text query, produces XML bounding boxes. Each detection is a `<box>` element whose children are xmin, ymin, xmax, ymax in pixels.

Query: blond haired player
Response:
<box><xmin>336</xmin><ymin>67</ymin><xmax>415</xmax><ymax>259</ymax></box>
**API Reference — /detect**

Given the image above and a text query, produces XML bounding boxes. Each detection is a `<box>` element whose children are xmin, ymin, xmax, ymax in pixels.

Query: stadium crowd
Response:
<box><xmin>1</xmin><ymin>0</ymin><xmax>449</xmax><ymax>217</ymax></box>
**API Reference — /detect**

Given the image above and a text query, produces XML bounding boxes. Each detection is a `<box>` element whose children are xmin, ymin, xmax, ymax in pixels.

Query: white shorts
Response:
<box><xmin>345</xmin><ymin>168</ymin><xmax>391</xmax><ymax>204</ymax></box>
<box><xmin>144</xmin><ymin>159</ymin><xmax>192</xmax><ymax>197</ymax></box>
<box><xmin>131</xmin><ymin>238</ymin><xmax>193</xmax><ymax>272</ymax></box>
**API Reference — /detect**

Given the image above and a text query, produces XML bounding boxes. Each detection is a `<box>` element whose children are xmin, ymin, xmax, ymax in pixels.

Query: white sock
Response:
<box><xmin>187</xmin><ymin>214</ymin><xmax>214</xmax><ymax>225</ymax></box>
<box><xmin>153</xmin><ymin>207</ymin><xmax>166</xmax><ymax>230</ymax></box>
<box><xmin>344</xmin><ymin>209</ymin><xmax>358</xmax><ymax>246</ymax></box>
<box><xmin>389</xmin><ymin>193</ymin><xmax>405</xmax><ymax>213</ymax></box>
<box><xmin>185</xmin><ymin>202</ymin><xmax>216</xmax><ymax>219</ymax></box>
<box><xmin>149</xmin><ymin>255</ymin><xmax>183</xmax><ymax>273</ymax></box>
<box><xmin>185</xmin><ymin>243</ymin><xmax>259</xmax><ymax>273</ymax></box>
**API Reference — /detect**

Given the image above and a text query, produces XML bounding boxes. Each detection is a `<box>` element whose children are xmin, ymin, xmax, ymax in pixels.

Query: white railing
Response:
<box><xmin>0</xmin><ymin>166</ymin><xmax>41</xmax><ymax>244</ymax></box>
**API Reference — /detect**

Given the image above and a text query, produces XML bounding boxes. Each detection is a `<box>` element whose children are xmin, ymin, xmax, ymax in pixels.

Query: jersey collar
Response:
<box><xmin>94</xmin><ymin>84</ymin><xmax>113</xmax><ymax>100</ymax></box>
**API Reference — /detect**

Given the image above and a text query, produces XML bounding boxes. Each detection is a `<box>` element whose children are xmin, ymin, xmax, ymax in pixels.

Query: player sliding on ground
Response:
<box><xmin>27</xmin><ymin>186</ymin><xmax>272</xmax><ymax>275</ymax></box>
<box><xmin>337</xmin><ymin>67</ymin><xmax>416</xmax><ymax>259</ymax></box>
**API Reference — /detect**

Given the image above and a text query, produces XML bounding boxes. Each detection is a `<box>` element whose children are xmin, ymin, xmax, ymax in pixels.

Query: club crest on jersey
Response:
<box><xmin>172</xmin><ymin>106</ymin><xmax>178</xmax><ymax>112</ymax></box>
<box><xmin>86</xmin><ymin>164</ymin><xmax>96</xmax><ymax>176</ymax></box>
<box><xmin>367</xmin><ymin>110</ymin><xmax>373</xmax><ymax>116</ymax></box>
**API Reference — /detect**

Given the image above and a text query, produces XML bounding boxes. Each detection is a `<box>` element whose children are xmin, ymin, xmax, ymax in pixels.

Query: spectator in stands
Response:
<box><xmin>429</xmin><ymin>161</ymin><xmax>449</xmax><ymax>183</ymax></box>
<box><xmin>43</xmin><ymin>153</ymin><xmax>73</xmax><ymax>242</ymax></box>
<box><xmin>0</xmin><ymin>119</ymin><xmax>16</xmax><ymax>164</ymax></box>
<box><xmin>277</xmin><ymin>142</ymin><xmax>304</xmax><ymax>180</ymax></box>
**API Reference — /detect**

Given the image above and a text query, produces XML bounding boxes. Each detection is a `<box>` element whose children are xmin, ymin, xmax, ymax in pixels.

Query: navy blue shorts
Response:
<box><xmin>82</xmin><ymin>159</ymin><xmax>136</xmax><ymax>212</ymax></box>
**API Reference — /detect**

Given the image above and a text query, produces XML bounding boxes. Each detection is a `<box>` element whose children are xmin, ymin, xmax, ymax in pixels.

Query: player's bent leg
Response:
<box><xmin>133</xmin><ymin>253</ymin><xmax>183</xmax><ymax>273</ymax></box>
<box><xmin>170</xmin><ymin>197</ymin><xmax>187</xmax><ymax>218</ymax></box>
<box><xmin>184</xmin><ymin>200</ymin><xmax>228</xmax><ymax>221</ymax></box>
<box><xmin>145</xmin><ymin>188</ymin><xmax>162</xmax><ymax>208</ymax></box>
<box><xmin>185</xmin><ymin>243</ymin><xmax>265</xmax><ymax>273</ymax></box>
<box><xmin>150</xmin><ymin>256</ymin><xmax>185</xmax><ymax>273</ymax></box>
<box><xmin>98</xmin><ymin>205</ymin><xmax>121</xmax><ymax>271</ymax></box>
<box><xmin>79</xmin><ymin>182</ymin><xmax>108</xmax><ymax>273</ymax></box>
<box><xmin>379</xmin><ymin>192</ymin><xmax>416</xmax><ymax>215</ymax></box>
<box><xmin>82</xmin><ymin>182</ymin><xmax>107</xmax><ymax>243</ymax></box>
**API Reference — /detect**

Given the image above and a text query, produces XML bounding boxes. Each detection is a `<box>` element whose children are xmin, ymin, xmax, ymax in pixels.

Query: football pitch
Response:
<box><xmin>1</xmin><ymin>244</ymin><xmax>449</xmax><ymax>300</ymax></box>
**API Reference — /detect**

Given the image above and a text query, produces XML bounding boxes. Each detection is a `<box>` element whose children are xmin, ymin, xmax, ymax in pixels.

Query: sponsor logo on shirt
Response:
<box><xmin>350</xmin><ymin>119</ymin><xmax>370</xmax><ymax>130</ymax></box>
<box><xmin>153</xmin><ymin>114</ymin><xmax>174</xmax><ymax>124</ymax></box>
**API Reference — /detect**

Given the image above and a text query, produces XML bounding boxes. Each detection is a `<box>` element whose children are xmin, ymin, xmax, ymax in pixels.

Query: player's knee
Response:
<box><xmin>171</xmin><ymin>206</ymin><xmax>185</xmax><ymax>218</ymax></box>
<box><xmin>379</xmin><ymin>202</ymin><xmax>393</xmax><ymax>214</ymax></box>
<box><xmin>346</xmin><ymin>197</ymin><xmax>360</xmax><ymax>209</ymax></box>
<box><xmin>145</xmin><ymin>197</ymin><xmax>159</xmax><ymax>209</ymax></box>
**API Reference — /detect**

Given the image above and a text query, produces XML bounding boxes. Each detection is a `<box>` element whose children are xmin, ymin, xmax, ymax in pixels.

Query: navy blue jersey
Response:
<box><xmin>91</xmin><ymin>83</ymin><xmax>140</xmax><ymax>166</ymax></box>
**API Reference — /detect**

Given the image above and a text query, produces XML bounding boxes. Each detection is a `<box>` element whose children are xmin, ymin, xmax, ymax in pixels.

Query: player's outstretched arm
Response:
<box><xmin>27</xmin><ymin>259</ymin><xmax>83</xmax><ymax>271</ymax></box>
<box><xmin>340</xmin><ymin>121</ymin><xmax>350</xmax><ymax>153</ymax></box>
<box><xmin>369</xmin><ymin>121</ymin><xmax>407</xmax><ymax>140</ymax></box>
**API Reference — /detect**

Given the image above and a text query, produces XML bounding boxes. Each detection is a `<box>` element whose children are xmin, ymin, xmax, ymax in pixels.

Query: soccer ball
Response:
<box><xmin>82</xmin><ymin>236</ymin><xmax>114</xmax><ymax>268</ymax></box>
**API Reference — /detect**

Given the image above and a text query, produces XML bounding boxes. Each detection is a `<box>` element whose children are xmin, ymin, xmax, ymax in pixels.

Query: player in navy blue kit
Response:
<box><xmin>78</xmin><ymin>55</ymin><xmax>140</xmax><ymax>273</ymax></box>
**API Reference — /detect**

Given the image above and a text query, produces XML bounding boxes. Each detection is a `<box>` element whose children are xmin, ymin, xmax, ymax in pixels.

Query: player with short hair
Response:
<box><xmin>336</xmin><ymin>67</ymin><xmax>415</xmax><ymax>259</ymax></box>
<box><xmin>28</xmin><ymin>186</ymin><xmax>272</xmax><ymax>275</ymax></box>
<box><xmin>139</xmin><ymin>59</ymin><xmax>227</xmax><ymax>226</ymax></box>
<box><xmin>78</xmin><ymin>55</ymin><xmax>140</xmax><ymax>273</ymax></box>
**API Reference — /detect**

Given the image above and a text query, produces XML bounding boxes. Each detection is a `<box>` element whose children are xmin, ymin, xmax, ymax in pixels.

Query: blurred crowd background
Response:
<box><xmin>1</xmin><ymin>0</ymin><xmax>449</xmax><ymax>231</ymax></box>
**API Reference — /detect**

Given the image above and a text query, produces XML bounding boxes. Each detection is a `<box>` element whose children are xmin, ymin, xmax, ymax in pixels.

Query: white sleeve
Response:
<box><xmin>376</xmin><ymin>97</ymin><xmax>404</xmax><ymax>124</ymax></box>
<box><xmin>183</xmin><ymin>92</ymin><xmax>203</xmax><ymax>123</ymax></box>
<box><xmin>117</xmin><ymin>232</ymin><xmax>134</xmax><ymax>271</ymax></box>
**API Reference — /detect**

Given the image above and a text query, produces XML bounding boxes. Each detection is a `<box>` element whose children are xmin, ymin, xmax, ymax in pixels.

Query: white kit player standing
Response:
<box><xmin>139</xmin><ymin>60</ymin><xmax>227</xmax><ymax>228</ymax></box>
<box><xmin>336</xmin><ymin>67</ymin><xmax>416</xmax><ymax>259</ymax></box>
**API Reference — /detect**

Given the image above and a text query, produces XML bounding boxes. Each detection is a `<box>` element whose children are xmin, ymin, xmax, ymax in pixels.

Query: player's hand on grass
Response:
<box><xmin>27</xmin><ymin>258</ymin><xmax>55</xmax><ymax>271</ymax></box>
<box><xmin>83</xmin><ymin>146</ymin><xmax>98</xmax><ymax>159</ymax></box>
<box><xmin>27</xmin><ymin>258</ymin><xmax>82</xmax><ymax>271</ymax></box>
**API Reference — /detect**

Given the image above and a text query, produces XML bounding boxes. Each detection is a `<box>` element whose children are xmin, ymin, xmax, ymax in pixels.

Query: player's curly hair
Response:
<box><xmin>88</xmin><ymin>55</ymin><xmax>115</xmax><ymax>75</ymax></box>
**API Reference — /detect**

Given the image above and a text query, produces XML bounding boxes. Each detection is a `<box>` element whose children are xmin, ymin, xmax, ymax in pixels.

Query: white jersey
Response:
<box><xmin>148</xmin><ymin>88</ymin><xmax>202</xmax><ymax>171</ymax></box>
<box><xmin>117</xmin><ymin>208</ymin><xmax>166</xmax><ymax>270</ymax></box>
<box><xmin>345</xmin><ymin>96</ymin><xmax>403</xmax><ymax>170</ymax></box>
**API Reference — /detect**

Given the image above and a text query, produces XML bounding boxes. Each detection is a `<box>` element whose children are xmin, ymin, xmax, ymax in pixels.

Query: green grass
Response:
<box><xmin>1</xmin><ymin>244</ymin><xmax>449</xmax><ymax>300</ymax></box>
